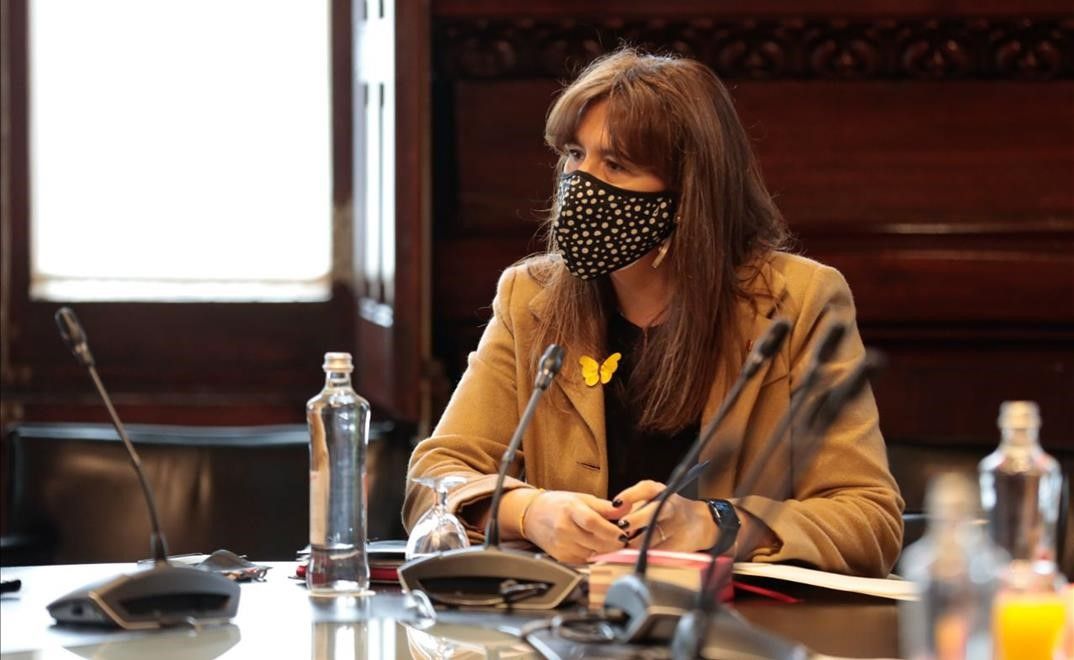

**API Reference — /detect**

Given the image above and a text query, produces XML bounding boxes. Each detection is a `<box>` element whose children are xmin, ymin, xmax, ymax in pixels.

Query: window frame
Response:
<box><xmin>0</xmin><ymin>0</ymin><xmax>359</xmax><ymax>426</ymax></box>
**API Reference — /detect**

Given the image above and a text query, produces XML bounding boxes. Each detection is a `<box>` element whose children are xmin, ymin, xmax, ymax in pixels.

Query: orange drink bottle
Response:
<box><xmin>993</xmin><ymin>560</ymin><xmax>1068</xmax><ymax>660</ymax></box>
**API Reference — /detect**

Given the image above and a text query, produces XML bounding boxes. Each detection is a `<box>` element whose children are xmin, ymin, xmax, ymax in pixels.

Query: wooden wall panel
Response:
<box><xmin>428</xmin><ymin>3</ymin><xmax>1074</xmax><ymax>445</ymax></box>
<box><xmin>824</xmin><ymin>251</ymin><xmax>1074</xmax><ymax>323</ymax></box>
<box><xmin>433</xmin><ymin>1</ymin><xmax>1074</xmax><ymax>19</ymax></box>
<box><xmin>733</xmin><ymin>82</ymin><xmax>1074</xmax><ymax>228</ymax></box>
<box><xmin>442</xmin><ymin>80</ymin><xmax>559</xmax><ymax>235</ymax></box>
<box><xmin>873</xmin><ymin>345</ymin><xmax>1073</xmax><ymax>442</ymax></box>
<box><xmin>436</xmin><ymin>81</ymin><xmax>1074</xmax><ymax>325</ymax></box>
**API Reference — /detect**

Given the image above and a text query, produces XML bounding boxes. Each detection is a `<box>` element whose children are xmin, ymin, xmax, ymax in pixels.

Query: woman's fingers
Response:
<box><xmin>514</xmin><ymin>487</ymin><xmax>717</xmax><ymax>561</ymax></box>
<box><xmin>613</xmin><ymin>480</ymin><xmax>669</xmax><ymax>532</ymax></box>
<box><xmin>624</xmin><ymin>498</ymin><xmax>717</xmax><ymax>552</ymax></box>
<box><xmin>612</xmin><ymin>479</ymin><xmax>665</xmax><ymax>509</ymax></box>
<box><xmin>569</xmin><ymin>499</ymin><xmax>626</xmax><ymax>545</ymax></box>
<box><xmin>523</xmin><ymin>491</ymin><xmax>625</xmax><ymax>563</ymax></box>
<box><xmin>578</xmin><ymin>493</ymin><xmax>623</xmax><ymax>520</ymax></box>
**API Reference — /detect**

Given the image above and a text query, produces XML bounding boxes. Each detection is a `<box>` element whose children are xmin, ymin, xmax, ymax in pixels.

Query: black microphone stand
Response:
<box><xmin>693</xmin><ymin>320</ymin><xmax>848</xmax><ymax>607</ymax></box>
<box><xmin>671</xmin><ymin>350</ymin><xmax>885</xmax><ymax>660</ymax></box>
<box><xmin>603</xmin><ymin>318</ymin><xmax>792</xmax><ymax>643</ymax></box>
<box><xmin>48</xmin><ymin>307</ymin><xmax>240</xmax><ymax>629</ymax></box>
<box><xmin>398</xmin><ymin>345</ymin><xmax>584</xmax><ymax>610</ymax></box>
<box><xmin>484</xmin><ymin>345</ymin><xmax>563</xmax><ymax>549</ymax></box>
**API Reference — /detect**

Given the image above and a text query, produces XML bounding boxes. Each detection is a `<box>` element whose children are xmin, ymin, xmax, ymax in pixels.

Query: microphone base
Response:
<box><xmin>671</xmin><ymin>608</ymin><xmax>809</xmax><ymax>660</ymax></box>
<box><xmin>48</xmin><ymin>562</ymin><xmax>241</xmax><ymax>629</ymax></box>
<box><xmin>397</xmin><ymin>545</ymin><xmax>583</xmax><ymax>610</ymax></box>
<box><xmin>603</xmin><ymin>573</ymin><xmax>698</xmax><ymax>643</ymax></box>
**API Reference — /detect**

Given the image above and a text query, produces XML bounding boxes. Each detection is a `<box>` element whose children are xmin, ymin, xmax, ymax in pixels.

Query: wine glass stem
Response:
<box><xmin>435</xmin><ymin>485</ymin><xmax>449</xmax><ymax>513</ymax></box>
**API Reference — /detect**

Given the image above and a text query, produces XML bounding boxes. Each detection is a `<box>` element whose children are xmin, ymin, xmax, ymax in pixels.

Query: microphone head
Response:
<box><xmin>814</xmin><ymin>321</ymin><xmax>847</xmax><ymax>366</ymax></box>
<box><xmin>534</xmin><ymin>344</ymin><xmax>565</xmax><ymax>390</ymax></box>
<box><xmin>743</xmin><ymin>317</ymin><xmax>791</xmax><ymax>379</ymax></box>
<box><xmin>55</xmin><ymin>307</ymin><xmax>95</xmax><ymax>368</ymax></box>
<box><xmin>810</xmin><ymin>349</ymin><xmax>886</xmax><ymax>432</ymax></box>
<box><xmin>754</xmin><ymin>318</ymin><xmax>791</xmax><ymax>359</ymax></box>
<box><xmin>863</xmin><ymin>348</ymin><xmax>887</xmax><ymax>373</ymax></box>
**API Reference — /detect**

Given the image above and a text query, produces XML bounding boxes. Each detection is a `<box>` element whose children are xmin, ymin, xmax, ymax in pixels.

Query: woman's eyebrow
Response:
<box><xmin>573</xmin><ymin>142</ymin><xmax>622</xmax><ymax>159</ymax></box>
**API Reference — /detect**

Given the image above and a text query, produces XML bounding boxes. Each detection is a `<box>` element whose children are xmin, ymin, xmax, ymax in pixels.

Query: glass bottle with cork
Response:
<box><xmin>307</xmin><ymin>352</ymin><xmax>372</xmax><ymax>596</ymax></box>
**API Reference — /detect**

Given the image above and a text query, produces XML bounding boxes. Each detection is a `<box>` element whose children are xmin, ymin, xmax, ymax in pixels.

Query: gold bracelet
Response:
<box><xmin>518</xmin><ymin>488</ymin><xmax>546</xmax><ymax>541</ymax></box>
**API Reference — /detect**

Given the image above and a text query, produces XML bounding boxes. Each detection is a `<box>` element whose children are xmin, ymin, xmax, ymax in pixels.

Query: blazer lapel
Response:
<box><xmin>553</xmin><ymin>351</ymin><xmax>606</xmax><ymax>464</ymax></box>
<box><xmin>527</xmin><ymin>287</ymin><xmax>607</xmax><ymax>469</ymax></box>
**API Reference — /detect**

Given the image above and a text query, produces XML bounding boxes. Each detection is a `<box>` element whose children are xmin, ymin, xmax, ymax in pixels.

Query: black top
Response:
<box><xmin>603</xmin><ymin>311</ymin><xmax>700</xmax><ymax>499</ymax></box>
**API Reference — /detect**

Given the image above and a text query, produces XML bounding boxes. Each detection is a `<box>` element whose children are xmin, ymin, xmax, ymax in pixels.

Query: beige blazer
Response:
<box><xmin>404</xmin><ymin>252</ymin><xmax>904</xmax><ymax>577</ymax></box>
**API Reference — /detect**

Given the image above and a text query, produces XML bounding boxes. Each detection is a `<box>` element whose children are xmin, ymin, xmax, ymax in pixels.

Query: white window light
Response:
<box><xmin>29</xmin><ymin>0</ymin><xmax>333</xmax><ymax>302</ymax></box>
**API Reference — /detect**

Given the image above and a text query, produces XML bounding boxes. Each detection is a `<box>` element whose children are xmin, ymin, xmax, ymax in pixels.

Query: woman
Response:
<box><xmin>404</xmin><ymin>49</ymin><xmax>903</xmax><ymax>577</ymax></box>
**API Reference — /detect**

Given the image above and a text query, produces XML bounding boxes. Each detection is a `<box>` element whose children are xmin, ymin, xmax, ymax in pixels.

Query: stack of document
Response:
<box><xmin>732</xmin><ymin>562</ymin><xmax>917</xmax><ymax>601</ymax></box>
<box><xmin>586</xmin><ymin>549</ymin><xmax>918</xmax><ymax>604</ymax></box>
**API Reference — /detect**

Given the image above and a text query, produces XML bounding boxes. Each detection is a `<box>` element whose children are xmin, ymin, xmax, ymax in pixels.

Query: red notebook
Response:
<box><xmin>587</xmin><ymin>549</ymin><xmax>735</xmax><ymax>609</ymax></box>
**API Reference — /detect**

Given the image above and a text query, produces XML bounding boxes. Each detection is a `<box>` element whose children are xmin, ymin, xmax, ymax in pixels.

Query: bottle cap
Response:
<box><xmin>998</xmin><ymin>401</ymin><xmax>1041</xmax><ymax>430</ymax></box>
<box><xmin>323</xmin><ymin>352</ymin><xmax>354</xmax><ymax>373</ymax></box>
<box><xmin>925</xmin><ymin>472</ymin><xmax>979</xmax><ymax>521</ymax></box>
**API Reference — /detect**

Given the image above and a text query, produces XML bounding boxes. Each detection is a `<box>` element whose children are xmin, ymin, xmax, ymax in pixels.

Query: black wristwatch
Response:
<box><xmin>706</xmin><ymin>499</ymin><xmax>741</xmax><ymax>556</ymax></box>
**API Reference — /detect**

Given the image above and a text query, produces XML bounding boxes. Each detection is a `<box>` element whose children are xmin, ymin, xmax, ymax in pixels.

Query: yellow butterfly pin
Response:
<box><xmin>579</xmin><ymin>353</ymin><xmax>622</xmax><ymax>387</ymax></box>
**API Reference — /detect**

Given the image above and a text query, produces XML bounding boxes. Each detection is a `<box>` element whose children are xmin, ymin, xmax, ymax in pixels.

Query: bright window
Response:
<box><xmin>29</xmin><ymin>0</ymin><xmax>332</xmax><ymax>302</ymax></box>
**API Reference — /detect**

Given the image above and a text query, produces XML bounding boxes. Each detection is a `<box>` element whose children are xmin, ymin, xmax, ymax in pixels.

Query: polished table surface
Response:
<box><xmin>0</xmin><ymin>562</ymin><xmax>901</xmax><ymax>659</ymax></box>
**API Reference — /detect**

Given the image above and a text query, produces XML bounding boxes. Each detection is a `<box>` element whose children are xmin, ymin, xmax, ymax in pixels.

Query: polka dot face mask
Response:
<box><xmin>554</xmin><ymin>170</ymin><xmax>677</xmax><ymax>280</ymax></box>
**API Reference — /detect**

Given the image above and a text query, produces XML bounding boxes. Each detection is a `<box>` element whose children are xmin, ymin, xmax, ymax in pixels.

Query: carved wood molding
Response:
<box><xmin>433</xmin><ymin>17</ymin><xmax>1074</xmax><ymax>80</ymax></box>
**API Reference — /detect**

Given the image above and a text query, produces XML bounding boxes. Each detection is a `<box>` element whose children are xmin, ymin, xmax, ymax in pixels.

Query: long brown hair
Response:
<box><xmin>530</xmin><ymin>48</ymin><xmax>789</xmax><ymax>432</ymax></box>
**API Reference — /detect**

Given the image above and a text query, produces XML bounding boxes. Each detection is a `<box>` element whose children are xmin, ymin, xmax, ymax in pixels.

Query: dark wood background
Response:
<box><xmin>428</xmin><ymin>0</ymin><xmax>1074</xmax><ymax>459</ymax></box>
<box><xmin>1</xmin><ymin>0</ymin><xmax>1072</xmax><ymax>538</ymax></box>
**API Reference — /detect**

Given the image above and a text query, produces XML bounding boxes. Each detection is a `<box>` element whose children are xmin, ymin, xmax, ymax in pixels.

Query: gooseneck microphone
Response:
<box><xmin>721</xmin><ymin>320</ymin><xmax>847</xmax><ymax>521</ymax></box>
<box><xmin>485</xmin><ymin>345</ymin><xmax>564</xmax><ymax>548</ymax></box>
<box><xmin>673</xmin><ymin>349</ymin><xmax>886</xmax><ymax>660</ymax></box>
<box><xmin>55</xmin><ymin>308</ymin><xmax>169</xmax><ymax>563</ymax></box>
<box><xmin>602</xmin><ymin>317</ymin><xmax>791</xmax><ymax>642</ymax></box>
<box><xmin>47</xmin><ymin>307</ymin><xmax>240</xmax><ymax>630</ymax></box>
<box><xmin>691</xmin><ymin>320</ymin><xmax>847</xmax><ymax>606</ymax></box>
<box><xmin>804</xmin><ymin>350</ymin><xmax>885</xmax><ymax>437</ymax></box>
<box><xmin>398</xmin><ymin>344</ymin><xmax>584</xmax><ymax>610</ymax></box>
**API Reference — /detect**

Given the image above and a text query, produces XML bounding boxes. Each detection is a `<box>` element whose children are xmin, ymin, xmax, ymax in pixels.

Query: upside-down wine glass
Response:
<box><xmin>405</xmin><ymin>475</ymin><xmax>471</xmax><ymax>560</ymax></box>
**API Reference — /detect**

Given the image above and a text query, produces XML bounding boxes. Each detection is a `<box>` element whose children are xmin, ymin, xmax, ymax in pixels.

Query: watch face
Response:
<box><xmin>709</xmin><ymin>499</ymin><xmax>740</xmax><ymax>530</ymax></box>
<box><xmin>708</xmin><ymin>499</ymin><xmax>740</xmax><ymax>556</ymax></box>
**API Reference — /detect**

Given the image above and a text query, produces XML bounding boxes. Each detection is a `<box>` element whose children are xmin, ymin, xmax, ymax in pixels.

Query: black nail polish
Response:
<box><xmin>617</xmin><ymin>519</ymin><xmax>630</xmax><ymax>529</ymax></box>
<box><xmin>612</xmin><ymin>498</ymin><xmax>623</xmax><ymax>507</ymax></box>
<box><xmin>618</xmin><ymin>534</ymin><xmax>629</xmax><ymax>543</ymax></box>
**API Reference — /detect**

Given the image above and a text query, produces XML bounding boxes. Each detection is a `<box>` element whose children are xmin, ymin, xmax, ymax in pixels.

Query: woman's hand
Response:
<box><xmin>504</xmin><ymin>489</ymin><xmax>625</xmax><ymax>564</ymax></box>
<box><xmin>613</xmin><ymin>480</ymin><xmax>719</xmax><ymax>552</ymax></box>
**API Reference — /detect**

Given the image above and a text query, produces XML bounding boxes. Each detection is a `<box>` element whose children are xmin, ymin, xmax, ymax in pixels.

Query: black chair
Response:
<box><xmin>1</xmin><ymin>421</ymin><xmax>407</xmax><ymax>566</ymax></box>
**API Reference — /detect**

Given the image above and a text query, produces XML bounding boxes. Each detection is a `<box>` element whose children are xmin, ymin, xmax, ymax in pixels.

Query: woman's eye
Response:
<box><xmin>565</xmin><ymin>148</ymin><xmax>583</xmax><ymax>161</ymax></box>
<box><xmin>606</xmin><ymin>159</ymin><xmax>625</xmax><ymax>173</ymax></box>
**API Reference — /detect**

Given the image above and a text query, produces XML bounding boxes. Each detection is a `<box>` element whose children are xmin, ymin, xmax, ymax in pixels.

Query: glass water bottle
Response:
<box><xmin>979</xmin><ymin>401</ymin><xmax>1062</xmax><ymax>564</ymax></box>
<box><xmin>900</xmin><ymin>472</ymin><xmax>1005</xmax><ymax>660</ymax></box>
<box><xmin>307</xmin><ymin>352</ymin><xmax>372</xmax><ymax>596</ymax></box>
